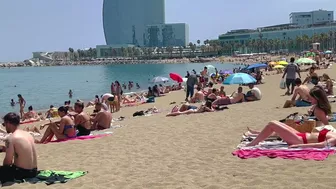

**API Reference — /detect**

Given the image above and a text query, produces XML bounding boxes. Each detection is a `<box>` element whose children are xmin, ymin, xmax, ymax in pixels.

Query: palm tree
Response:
<box><xmin>200</xmin><ymin>45</ymin><xmax>206</xmax><ymax>55</ymax></box>
<box><xmin>274</xmin><ymin>39</ymin><xmax>281</xmax><ymax>52</ymax></box>
<box><xmin>64</xmin><ymin>52</ymin><xmax>68</xmax><ymax>61</ymax></box>
<box><xmin>68</xmin><ymin>48</ymin><xmax>74</xmax><ymax>61</ymax></box>
<box><xmin>295</xmin><ymin>36</ymin><xmax>303</xmax><ymax>52</ymax></box>
<box><xmin>190</xmin><ymin>44</ymin><xmax>196</xmax><ymax>56</ymax></box>
<box><xmin>166</xmin><ymin>46</ymin><xmax>174</xmax><ymax>57</ymax></box>
<box><xmin>302</xmin><ymin>35</ymin><xmax>309</xmax><ymax>50</ymax></box>
<box><xmin>178</xmin><ymin>46</ymin><xmax>183</xmax><ymax>57</ymax></box>
<box><xmin>197</xmin><ymin>40</ymin><xmax>201</xmax><ymax>46</ymax></box>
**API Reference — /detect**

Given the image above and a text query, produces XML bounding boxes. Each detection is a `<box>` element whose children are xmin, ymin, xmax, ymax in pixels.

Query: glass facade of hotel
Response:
<box><xmin>145</xmin><ymin>23</ymin><xmax>189</xmax><ymax>47</ymax></box>
<box><xmin>103</xmin><ymin>0</ymin><xmax>165</xmax><ymax>46</ymax></box>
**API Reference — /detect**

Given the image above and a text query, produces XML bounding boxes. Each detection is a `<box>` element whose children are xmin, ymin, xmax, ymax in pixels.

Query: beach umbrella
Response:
<box><xmin>325</xmin><ymin>50</ymin><xmax>332</xmax><ymax>54</ymax></box>
<box><xmin>220</xmin><ymin>70</ymin><xmax>233</xmax><ymax>75</ymax></box>
<box><xmin>295</xmin><ymin>58</ymin><xmax>316</xmax><ymax>65</ymax></box>
<box><xmin>169</xmin><ymin>73</ymin><xmax>183</xmax><ymax>83</ymax></box>
<box><xmin>277</xmin><ymin>61</ymin><xmax>288</xmax><ymax>65</ymax></box>
<box><xmin>151</xmin><ymin>76</ymin><xmax>169</xmax><ymax>83</ymax></box>
<box><xmin>223</xmin><ymin>73</ymin><xmax>256</xmax><ymax>85</ymax></box>
<box><xmin>206</xmin><ymin>65</ymin><xmax>216</xmax><ymax>73</ymax></box>
<box><xmin>273</xmin><ymin>65</ymin><xmax>285</xmax><ymax>69</ymax></box>
<box><xmin>247</xmin><ymin>63</ymin><xmax>267</xmax><ymax>70</ymax></box>
<box><xmin>306</xmin><ymin>52</ymin><xmax>315</xmax><ymax>57</ymax></box>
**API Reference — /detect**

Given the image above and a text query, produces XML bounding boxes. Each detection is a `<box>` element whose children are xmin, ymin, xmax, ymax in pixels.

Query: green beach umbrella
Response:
<box><xmin>325</xmin><ymin>50</ymin><xmax>333</xmax><ymax>54</ymax></box>
<box><xmin>295</xmin><ymin>58</ymin><xmax>316</xmax><ymax>65</ymax></box>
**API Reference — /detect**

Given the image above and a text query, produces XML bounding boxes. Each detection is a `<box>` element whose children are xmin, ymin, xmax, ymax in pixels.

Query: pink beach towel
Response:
<box><xmin>49</xmin><ymin>134</ymin><xmax>110</xmax><ymax>143</ymax></box>
<box><xmin>233</xmin><ymin>149</ymin><xmax>335</xmax><ymax>161</ymax></box>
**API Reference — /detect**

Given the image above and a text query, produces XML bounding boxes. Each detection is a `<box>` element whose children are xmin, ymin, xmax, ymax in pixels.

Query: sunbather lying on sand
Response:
<box><xmin>166</xmin><ymin>103</ymin><xmax>214</xmax><ymax>117</ymax></box>
<box><xmin>245</xmin><ymin>121</ymin><xmax>336</xmax><ymax>148</ymax></box>
<box><xmin>122</xmin><ymin>94</ymin><xmax>145</xmax><ymax>104</ymax></box>
<box><xmin>212</xmin><ymin>87</ymin><xmax>245</xmax><ymax>106</ymax></box>
<box><xmin>247</xmin><ymin>87</ymin><xmax>332</xmax><ymax>148</ymax></box>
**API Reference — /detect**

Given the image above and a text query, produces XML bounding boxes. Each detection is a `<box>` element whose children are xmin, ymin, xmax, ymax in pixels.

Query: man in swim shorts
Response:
<box><xmin>91</xmin><ymin>103</ymin><xmax>113</xmax><ymax>130</ymax></box>
<box><xmin>0</xmin><ymin>113</ymin><xmax>38</xmax><ymax>185</ymax></box>
<box><xmin>283</xmin><ymin>78</ymin><xmax>311</xmax><ymax>108</ymax></box>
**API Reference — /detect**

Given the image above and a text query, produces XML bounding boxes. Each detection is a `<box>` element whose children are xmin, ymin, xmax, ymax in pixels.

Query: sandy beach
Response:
<box><xmin>2</xmin><ymin>65</ymin><xmax>336</xmax><ymax>189</ymax></box>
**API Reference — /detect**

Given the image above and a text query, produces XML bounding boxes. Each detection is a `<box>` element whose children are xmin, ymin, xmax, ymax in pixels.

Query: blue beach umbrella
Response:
<box><xmin>247</xmin><ymin>63</ymin><xmax>267</xmax><ymax>70</ymax></box>
<box><xmin>223</xmin><ymin>73</ymin><xmax>256</xmax><ymax>85</ymax></box>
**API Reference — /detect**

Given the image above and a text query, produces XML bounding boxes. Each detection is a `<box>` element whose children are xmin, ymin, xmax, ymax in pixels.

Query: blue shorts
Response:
<box><xmin>187</xmin><ymin>105</ymin><xmax>198</xmax><ymax>110</ymax></box>
<box><xmin>295</xmin><ymin>100</ymin><xmax>311</xmax><ymax>107</ymax></box>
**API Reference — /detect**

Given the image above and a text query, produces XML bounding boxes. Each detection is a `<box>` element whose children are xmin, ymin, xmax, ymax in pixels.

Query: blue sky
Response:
<box><xmin>0</xmin><ymin>0</ymin><xmax>335</xmax><ymax>61</ymax></box>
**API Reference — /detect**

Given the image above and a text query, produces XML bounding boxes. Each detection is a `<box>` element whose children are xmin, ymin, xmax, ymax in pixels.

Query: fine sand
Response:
<box><xmin>3</xmin><ymin>66</ymin><xmax>336</xmax><ymax>189</ymax></box>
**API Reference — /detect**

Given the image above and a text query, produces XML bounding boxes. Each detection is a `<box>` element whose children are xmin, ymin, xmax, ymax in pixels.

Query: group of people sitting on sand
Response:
<box><xmin>35</xmin><ymin>102</ymin><xmax>112</xmax><ymax>143</ymax></box>
<box><xmin>168</xmin><ymin>77</ymin><xmax>262</xmax><ymax>117</ymax></box>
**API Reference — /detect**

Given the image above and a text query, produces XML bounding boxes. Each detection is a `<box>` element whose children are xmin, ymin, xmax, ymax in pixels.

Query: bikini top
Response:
<box><xmin>318</xmin><ymin>129</ymin><xmax>330</xmax><ymax>142</ymax></box>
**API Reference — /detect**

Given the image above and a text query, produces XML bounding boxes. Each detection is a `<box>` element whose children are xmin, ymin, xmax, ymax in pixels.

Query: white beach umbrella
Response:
<box><xmin>151</xmin><ymin>76</ymin><xmax>169</xmax><ymax>83</ymax></box>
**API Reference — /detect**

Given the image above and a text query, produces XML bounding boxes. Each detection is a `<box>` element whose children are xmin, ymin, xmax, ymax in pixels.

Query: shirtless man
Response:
<box><xmin>190</xmin><ymin>86</ymin><xmax>205</xmax><ymax>103</ymax></box>
<box><xmin>91</xmin><ymin>103</ymin><xmax>112</xmax><ymax>130</ymax></box>
<box><xmin>23</xmin><ymin>106</ymin><xmax>38</xmax><ymax>121</ymax></box>
<box><xmin>74</xmin><ymin>102</ymin><xmax>91</xmax><ymax>136</ymax></box>
<box><xmin>0</xmin><ymin>113</ymin><xmax>38</xmax><ymax>184</ymax></box>
<box><xmin>212</xmin><ymin>87</ymin><xmax>245</xmax><ymax>106</ymax></box>
<box><xmin>17</xmin><ymin>94</ymin><xmax>26</xmax><ymax>119</ymax></box>
<box><xmin>283</xmin><ymin>78</ymin><xmax>311</xmax><ymax>108</ymax></box>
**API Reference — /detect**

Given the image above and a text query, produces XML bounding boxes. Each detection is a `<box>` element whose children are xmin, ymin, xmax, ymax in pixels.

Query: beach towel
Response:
<box><xmin>234</xmin><ymin>134</ymin><xmax>335</xmax><ymax>161</ymax></box>
<box><xmin>13</xmin><ymin>170</ymin><xmax>87</xmax><ymax>185</ymax></box>
<box><xmin>49</xmin><ymin>134</ymin><xmax>110</xmax><ymax>143</ymax></box>
<box><xmin>233</xmin><ymin>149</ymin><xmax>334</xmax><ymax>161</ymax></box>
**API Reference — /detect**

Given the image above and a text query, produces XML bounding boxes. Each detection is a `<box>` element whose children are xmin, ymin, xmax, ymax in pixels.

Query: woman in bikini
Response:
<box><xmin>36</xmin><ymin>106</ymin><xmax>76</xmax><ymax>143</ymax></box>
<box><xmin>246</xmin><ymin>86</ymin><xmax>334</xmax><ymax>148</ymax></box>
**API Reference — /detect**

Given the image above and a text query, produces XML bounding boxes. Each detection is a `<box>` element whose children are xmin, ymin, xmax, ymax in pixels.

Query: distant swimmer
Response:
<box><xmin>136</xmin><ymin>83</ymin><xmax>140</xmax><ymax>89</ymax></box>
<box><xmin>68</xmin><ymin>89</ymin><xmax>73</xmax><ymax>98</ymax></box>
<box><xmin>10</xmin><ymin>99</ymin><xmax>15</xmax><ymax>106</ymax></box>
<box><xmin>17</xmin><ymin>94</ymin><xmax>26</xmax><ymax>119</ymax></box>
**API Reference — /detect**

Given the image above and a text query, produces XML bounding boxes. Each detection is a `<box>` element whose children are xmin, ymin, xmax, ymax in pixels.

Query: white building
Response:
<box><xmin>290</xmin><ymin>9</ymin><xmax>334</xmax><ymax>26</ymax></box>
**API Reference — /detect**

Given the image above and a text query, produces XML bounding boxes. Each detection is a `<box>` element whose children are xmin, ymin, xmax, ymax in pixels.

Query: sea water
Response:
<box><xmin>0</xmin><ymin>62</ymin><xmax>238</xmax><ymax>116</ymax></box>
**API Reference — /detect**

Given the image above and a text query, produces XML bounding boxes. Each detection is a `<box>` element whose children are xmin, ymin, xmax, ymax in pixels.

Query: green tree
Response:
<box><xmin>197</xmin><ymin>40</ymin><xmax>201</xmax><ymax>46</ymax></box>
<box><xmin>166</xmin><ymin>46</ymin><xmax>174</xmax><ymax>57</ymax></box>
<box><xmin>178</xmin><ymin>46</ymin><xmax>183</xmax><ymax>57</ymax></box>
<box><xmin>68</xmin><ymin>48</ymin><xmax>74</xmax><ymax>61</ymax></box>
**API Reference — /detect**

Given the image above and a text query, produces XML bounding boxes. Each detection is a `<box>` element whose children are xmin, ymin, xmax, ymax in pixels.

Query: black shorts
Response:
<box><xmin>286</xmin><ymin>79</ymin><xmax>295</xmax><ymax>87</ymax></box>
<box><xmin>0</xmin><ymin>165</ymin><xmax>38</xmax><ymax>184</ymax></box>
<box><xmin>76</xmin><ymin>124</ymin><xmax>91</xmax><ymax>136</ymax></box>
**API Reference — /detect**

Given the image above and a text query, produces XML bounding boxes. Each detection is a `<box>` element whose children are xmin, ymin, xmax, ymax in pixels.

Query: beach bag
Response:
<box><xmin>280</xmin><ymin>79</ymin><xmax>286</xmax><ymax>89</ymax></box>
<box><xmin>285</xmin><ymin>119</ymin><xmax>316</xmax><ymax>133</ymax></box>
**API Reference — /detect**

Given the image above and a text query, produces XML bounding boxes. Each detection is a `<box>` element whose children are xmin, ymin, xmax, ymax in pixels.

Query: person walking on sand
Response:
<box><xmin>282</xmin><ymin>57</ymin><xmax>301</xmax><ymax>95</ymax></box>
<box><xmin>0</xmin><ymin>112</ymin><xmax>38</xmax><ymax>184</ymax></box>
<box><xmin>185</xmin><ymin>73</ymin><xmax>198</xmax><ymax>102</ymax></box>
<box><xmin>17</xmin><ymin>94</ymin><xmax>26</xmax><ymax>119</ymax></box>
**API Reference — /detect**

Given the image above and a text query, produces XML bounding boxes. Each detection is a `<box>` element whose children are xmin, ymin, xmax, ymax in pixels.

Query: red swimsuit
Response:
<box><xmin>296</xmin><ymin>129</ymin><xmax>330</xmax><ymax>144</ymax></box>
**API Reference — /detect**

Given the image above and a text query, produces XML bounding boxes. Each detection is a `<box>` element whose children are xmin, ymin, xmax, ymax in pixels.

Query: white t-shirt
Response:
<box><xmin>251</xmin><ymin>87</ymin><xmax>262</xmax><ymax>100</ymax></box>
<box><xmin>102</xmin><ymin>93</ymin><xmax>114</xmax><ymax>102</ymax></box>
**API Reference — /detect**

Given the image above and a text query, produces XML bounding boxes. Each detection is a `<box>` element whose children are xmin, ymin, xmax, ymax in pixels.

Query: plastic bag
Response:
<box><xmin>280</xmin><ymin>79</ymin><xmax>286</xmax><ymax>89</ymax></box>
